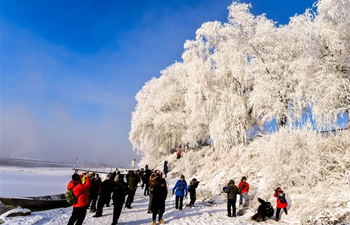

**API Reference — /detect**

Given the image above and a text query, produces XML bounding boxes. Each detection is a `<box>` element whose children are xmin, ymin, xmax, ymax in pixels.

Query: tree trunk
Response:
<box><xmin>278</xmin><ymin>114</ymin><xmax>287</xmax><ymax>128</ymax></box>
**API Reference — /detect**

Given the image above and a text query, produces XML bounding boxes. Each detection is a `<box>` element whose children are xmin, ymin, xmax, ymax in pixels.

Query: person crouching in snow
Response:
<box><xmin>151</xmin><ymin>178</ymin><xmax>168</xmax><ymax>225</ymax></box>
<box><xmin>172</xmin><ymin>175</ymin><xmax>188</xmax><ymax>210</ymax></box>
<box><xmin>67</xmin><ymin>173</ymin><xmax>91</xmax><ymax>225</ymax></box>
<box><xmin>225</xmin><ymin>180</ymin><xmax>239</xmax><ymax>217</ymax></box>
<box><xmin>274</xmin><ymin>187</ymin><xmax>288</xmax><ymax>221</ymax></box>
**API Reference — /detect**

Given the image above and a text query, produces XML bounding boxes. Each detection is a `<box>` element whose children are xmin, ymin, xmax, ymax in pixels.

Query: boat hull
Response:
<box><xmin>0</xmin><ymin>194</ymin><xmax>70</xmax><ymax>211</ymax></box>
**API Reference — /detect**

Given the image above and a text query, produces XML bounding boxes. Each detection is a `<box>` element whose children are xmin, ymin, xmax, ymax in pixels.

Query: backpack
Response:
<box><xmin>66</xmin><ymin>182</ymin><xmax>79</xmax><ymax>205</ymax></box>
<box><xmin>278</xmin><ymin>193</ymin><xmax>287</xmax><ymax>203</ymax></box>
<box><xmin>65</xmin><ymin>189</ymin><xmax>77</xmax><ymax>205</ymax></box>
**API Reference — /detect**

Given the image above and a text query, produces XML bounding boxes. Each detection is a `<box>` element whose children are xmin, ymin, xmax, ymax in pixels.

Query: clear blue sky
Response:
<box><xmin>1</xmin><ymin>0</ymin><xmax>320</xmax><ymax>167</ymax></box>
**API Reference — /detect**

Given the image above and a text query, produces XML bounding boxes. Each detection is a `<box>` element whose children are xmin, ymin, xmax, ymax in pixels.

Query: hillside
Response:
<box><xmin>140</xmin><ymin>129</ymin><xmax>350</xmax><ymax>224</ymax></box>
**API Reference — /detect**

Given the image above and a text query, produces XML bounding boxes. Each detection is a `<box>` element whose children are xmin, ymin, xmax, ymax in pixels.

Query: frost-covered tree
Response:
<box><xmin>130</xmin><ymin>0</ymin><xmax>350</xmax><ymax>158</ymax></box>
<box><xmin>297</xmin><ymin>0</ymin><xmax>350</xmax><ymax>128</ymax></box>
<box><xmin>129</xmin><ymin>62</ymin><xmax>188</xmax><ymax>155</ymax></box>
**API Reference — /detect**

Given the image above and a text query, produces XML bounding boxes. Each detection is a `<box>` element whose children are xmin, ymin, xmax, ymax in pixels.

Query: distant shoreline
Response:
<box><xmin>0</xmin><ymin>157</ymin><xmax>73</xmax><ymax>168</ymax></box>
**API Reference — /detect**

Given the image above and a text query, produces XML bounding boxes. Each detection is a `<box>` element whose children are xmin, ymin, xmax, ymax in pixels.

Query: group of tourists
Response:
<box><xmin>66</xmin><ymin>164</ymin><xmax>287</xmax><ymax>225</ymax></box>
<box><xmin>66</xmin><ymin>168</ymin><xmax>141</xmax><ymax>225</ymax></box>
<box><xmin>224</xmin><ymin>176</ymin><xmax>288</xmax><ymax>222</ymax></box>
<box><xmin>139</xmin><ymin>163</ymin><xmax>200</xmax><ymax>225</ymax></box>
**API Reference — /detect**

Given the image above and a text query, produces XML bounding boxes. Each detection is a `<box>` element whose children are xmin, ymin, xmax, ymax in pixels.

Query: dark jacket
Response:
<box><xmin>151</xmin><ymin>181</ymin><xmax>168</xmax><ymax>212</ymax></box>
<box><xmin>143</xmin><ymin>169</ymin><xmax>151</xmax><ymax>185</ymax></box>
<box><xmin>163</xmin><ymin>161</ymin><xmax>168</xmax><ymax>174</ymax></box>
<box><xmin>89</xmin><ymin>176</ymin><xmax>101</xmax><ymax>198</ymax></box>
<box><xmin>112</xmin><ymin>179</ymin><xmax>128</xmax><ymax>203</ymax></box>
<box><xmin>258</xmin><ymin>198</ymin><xmax>274</xmax><ymax>218</ymax></box>
<box><xmin>188</xmin><ymin>180</ymin><xmax>199</xmax><ymax>199</ymax></box>
<box><xmin>225</xmin><ymin>180</ymin><xmax>239</xmax><ymax>200</ymax></box>
<box><xmin>128</xmin><ymin>171</ymin><xmax>138</xmax><ymax>192</ymax></box>
<box><xmin>98</xmin><ymin>177</ymin><xmax>112</xmax><ymax>202</ymax></box>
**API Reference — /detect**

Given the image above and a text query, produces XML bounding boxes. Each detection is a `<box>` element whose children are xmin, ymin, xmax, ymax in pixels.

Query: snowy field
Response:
<box><xmin>0</xmin><ymin>165</ymin><xmax>307</xmax><ymax>225</ymax></box>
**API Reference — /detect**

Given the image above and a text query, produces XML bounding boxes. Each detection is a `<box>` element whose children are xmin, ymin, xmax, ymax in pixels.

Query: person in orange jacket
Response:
<box><xmin>274</xmin><ymin>187</ymin><xmax>288</xmax><ymax>221</ymax></box>
<box><xmin>67</xmin><ymin>172</ymin><xmax>91</xmax><ymax>225</ymax></box>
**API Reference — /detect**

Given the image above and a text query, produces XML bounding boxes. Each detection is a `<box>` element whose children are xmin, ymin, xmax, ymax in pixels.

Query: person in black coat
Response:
<box><xmin>251</xmin><ymin>198</ymin><xmax>274</xmax><ymax>221</ymax></box>
<box><xmin>143</xmin><ymin>165</ymin><xmax>151</xmax><ymax>196</ymax></box>
<box><xmin>150</xmin><ymin>178</ymin><xmax>168</xmax><ymax>225</ymax></box>
<box><xmin>93</xmin><ymin>174</ymin><xmax>112</xmax><ymax>217</ymax></box>
<box><xmin>188</xmin><ymin>178</ymin><xmax>200</xmax><ymax>207</ymax></box>
<box><xmin>225</xmin><ymin>180</ymin><xmax>239</xmax><ymax>217</ymax></box>
<box><xmin>88</xmin><ymin>173</ymin><xmax>100</xmax><ymax>213</ymax></box>
<box><xmin>163</xmin><ymin>161</ymin><xmax>168</xmax><ymax>178</ymax></box>
<box><xmin>111</xmin><ymin>174</ymin><xmax>128</xmax><ymax>225</ymax></box>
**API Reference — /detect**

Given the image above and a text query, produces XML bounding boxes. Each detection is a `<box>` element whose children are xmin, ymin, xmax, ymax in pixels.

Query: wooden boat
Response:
<box><xmin>0</xmin><ymin>194</ymin><xmax>70</xmax><ymax>211</ymax></box>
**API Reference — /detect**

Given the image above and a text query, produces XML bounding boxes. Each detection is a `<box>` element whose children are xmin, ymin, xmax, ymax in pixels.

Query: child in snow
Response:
<box><xmin>172</xmin><ymin>175</ymin><xmax>188</xmax><ymax>210</ymax></box>
<box><xmin>274</xmin><ymin>187</ymin><xmax>288</xmax><ymax>221</ymax></box>
<box><xmin>151</xmin><ymin>178</ymin><xmax>168</xmax><ymax>225</ymax></box>
<box><xmin>225</xmin><ymin>180</ymin><xmax>240</xmax><ymax>217</ymax></box>
<box><xmin>238</xmin><ymin>176</ymin><xmax>249</xmax><ymax>206</ymax></box>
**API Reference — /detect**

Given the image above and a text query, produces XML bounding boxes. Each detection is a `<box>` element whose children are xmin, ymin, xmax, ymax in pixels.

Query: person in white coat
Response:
<box><xmin>131</xmin><ymin>159</ymin><xmax>136</xmax><ymax>170</ymax></box>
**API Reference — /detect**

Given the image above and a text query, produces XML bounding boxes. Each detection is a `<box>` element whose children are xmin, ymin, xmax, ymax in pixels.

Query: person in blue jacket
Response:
<box><xmin>172</xmin><ymin>174</ymin><xmax>188</xmax><ymax>210</ymax></box>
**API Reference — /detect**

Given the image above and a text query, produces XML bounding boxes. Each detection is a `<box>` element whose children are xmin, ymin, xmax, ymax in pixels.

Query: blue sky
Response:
<box><xmin>1</xmin><ymin>0</ymin><xmax>320</xmax><ymax>167</ymax></box>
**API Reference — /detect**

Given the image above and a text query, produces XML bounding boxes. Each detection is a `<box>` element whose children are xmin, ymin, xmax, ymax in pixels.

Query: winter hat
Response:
<box><xmin>72</xmin><ymin>173</ymin><xmax>80</xmax><ymax>181</ymax></box>
<box><xmin>101</xmin><ymin>174</ymin><xmax>109</xmax><ymax>182</ymax></box>
<box><xmin>275</xmin><ymin>187</ymin><xmax>283</xmax><ymax>192</ymax></box>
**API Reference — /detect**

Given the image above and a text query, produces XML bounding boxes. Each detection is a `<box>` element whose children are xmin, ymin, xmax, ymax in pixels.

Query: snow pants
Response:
<box><xmin>125</xmin><ymin>190</ymin><xmax>136</xmax><ymax>207</ymax></box>
<box><xmin>276</xmin><ymin>207</ymin><xmax>288</xmax><ymax>220</ymax></box>
<box><xmin>175</xmin><ymin>195</ymin><xmax>184</xmax><ymax>210</ymax></box>
<box><xmin>67</xmin><ymin>206</ymin><xmax>87</xmax><ymax>225</ymax></box>
<box><xmin>227</xmin><ymin>199</ymin><xmax>236</xmax><ymax>217</ymax></box>
<box><xmin>112</xmin><ymin>201</ymin><xmax>123</xmax><ymax>225</ymax></box>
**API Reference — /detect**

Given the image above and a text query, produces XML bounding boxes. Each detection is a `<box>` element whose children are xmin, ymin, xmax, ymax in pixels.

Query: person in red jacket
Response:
<box><xmin>67</xmin><ymin>173</ymin><xmax>91</xmax><ymax>225</ymax></box>
<box><xmin>238</xmin><ymin>176</ymin><xmax>249</xmax><ymax>206</ymax></box>
<box><xmin>274</xmin><ymin>187</ymin><xmax>288</xmax><ymax>221</ymax></box>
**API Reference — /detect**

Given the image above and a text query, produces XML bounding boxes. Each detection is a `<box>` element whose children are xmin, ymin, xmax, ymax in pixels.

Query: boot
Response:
<box><xmin>152</xmin><ymin>220</ymin><xmax>156</xmax><ymax>225</ymax></box>
<box><xmin>159</xmin><ymin>218</ymin><xmax>165</xmax><ymax>223</ymax></box>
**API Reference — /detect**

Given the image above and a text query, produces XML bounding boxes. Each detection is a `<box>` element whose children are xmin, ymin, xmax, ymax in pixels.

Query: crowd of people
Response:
<box><xmin>66</xmin><ymin>162</ymin><xmax>287</xmax><ymax>225</ymax></box>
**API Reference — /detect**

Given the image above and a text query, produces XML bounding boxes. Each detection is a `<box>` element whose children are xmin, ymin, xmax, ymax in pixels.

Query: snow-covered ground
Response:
<box><xmin>0</xmin><ymin>165</ymin><xmax>305</xmax><ymax>225</ymax></box>
<box><xmin>0</xmin><ymin>163</ymin><xmax>350</xmax><ymax>225</ymax></box>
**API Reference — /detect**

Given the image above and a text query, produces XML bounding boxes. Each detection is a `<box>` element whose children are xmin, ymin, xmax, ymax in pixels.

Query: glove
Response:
<box><xmin>172</xmin><ymin>190</ymin><xmax>174</xmax><ymax>195</ymax></box>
